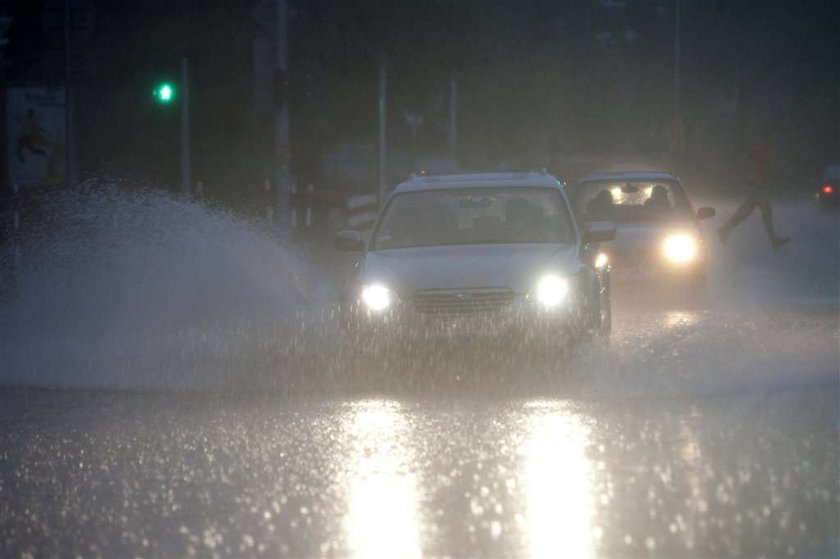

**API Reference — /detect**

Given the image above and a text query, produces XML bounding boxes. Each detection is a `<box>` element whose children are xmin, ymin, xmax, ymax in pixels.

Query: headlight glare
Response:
<box><xmin>360</xmin><ymin>284</ymin><xmax>392</xmax><ymax>311</ymax></box>
<box><xmin>662</xmin><ymin>234</ymin><xmax>699</xmax><ymax>264</ymax></box>
<box><xmin>594</xmin><ymin>252</ymin><xmax>609</xmax><ymax>269</ymax></box>
<box><xmin>535</xmin><ymin>274</ymin><xmax>570</xmax><ymax>307</ymax></box>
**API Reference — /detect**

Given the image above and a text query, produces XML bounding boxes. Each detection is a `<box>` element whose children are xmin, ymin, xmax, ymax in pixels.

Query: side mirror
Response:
<box><xmin>334</xmin><ymin>230</ymin><xmax>365</xmax><ymax>252</ymax></box>
<box><xmin>696</xmin><ymin>207</ymin><xmax>716</xmax><ymax>220</ymax></box>
<box><xmin>584</xmin><ymin>221</ymin><xmax>616</xmax><ymax>243</ymax></box>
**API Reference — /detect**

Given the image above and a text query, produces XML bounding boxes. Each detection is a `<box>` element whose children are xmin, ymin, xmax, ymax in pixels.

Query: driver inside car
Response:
<box><xmin>394</xmin><ymin>199</ymin><xmax>458</xmax><ymax>247</ymax></box>
<box><xmin>585</xmin><ymin>188</ymin><xmax>615</xmax><ymax>221</ymax></box>
<box><xmin>505</xmin><ymin>197</ymin><xmax>544</xmax><ymax>242</ymax></box>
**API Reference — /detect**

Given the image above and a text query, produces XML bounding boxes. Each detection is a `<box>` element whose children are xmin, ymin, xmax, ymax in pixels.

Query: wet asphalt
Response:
<box><xmin>1</xmin><ymin>198</ymin><xmax>838</xmax><ymax>558</ymax></box>
<box><xmin>1</xmin><ymin>297</ymin><xmax>838</xmax><ymax>558</ymax></box>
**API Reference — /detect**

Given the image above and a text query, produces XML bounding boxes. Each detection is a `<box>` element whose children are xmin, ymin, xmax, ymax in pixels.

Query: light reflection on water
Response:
<box><xmin>522</xmin><ymin>400</ymin><xmax>596</xmax><ymax>558</ymax></box>
<box><xmin>678</xmin><ymin>417</ymin><xmax>704</xmax><ymax>552</ymax></box>
<box><xmin>342</xmin><ymin>399</ymin><xmax>421</xmax><ymax>559</ymax></box>
<box><xmin>663</xmin><ymin>310</ymin><xmax>701</xmax><ymax>329</ymax></box>
<box><xmin>338</xmin><ymin>399</ymin><xmax>598</xmax><ymax>557</ymax></box>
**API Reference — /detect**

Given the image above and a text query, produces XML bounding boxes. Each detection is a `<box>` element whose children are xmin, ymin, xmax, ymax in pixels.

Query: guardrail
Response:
<box><xmin>259</xmin><ymin>179</ymin><xmax>380</xmax><ymax>235</ymax></box>
<box><xmin>344</xmin><ymin>193</ymin><xmax>378</xmax><ymax>231</ymax></box>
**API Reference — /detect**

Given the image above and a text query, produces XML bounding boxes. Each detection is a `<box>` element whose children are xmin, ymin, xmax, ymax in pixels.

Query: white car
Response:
<box><xmin>334</xmin><ymin>171</ymin><xmax>615</xmax><ymax>355</ymax></box>
<box><xmin>573</xmin><ymin>172</ymin><xmax>715</xmax><ymax>290</ymax></box>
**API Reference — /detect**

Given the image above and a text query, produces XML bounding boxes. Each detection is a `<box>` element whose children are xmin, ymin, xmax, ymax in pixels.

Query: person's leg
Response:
<box><xmin>19</xmin><ymin>136</ymin><xmax>47</xmax><ymax>157</ymax></box>
<box><xmin>718</xmin><ymin>193</ymin><xmax>758</xmax><ymax>243</ymax></box>
<box><xmin>757</xmin><ymin>197</ymin><xmax>790</xmax><ymax>248</ymax></box>
<box><xmin>756</xmin><ymin>197</ymin><xmax>776</xmax><ymax>239</ymax></box>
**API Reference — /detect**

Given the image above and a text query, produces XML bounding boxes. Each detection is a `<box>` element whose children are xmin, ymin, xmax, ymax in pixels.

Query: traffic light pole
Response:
<box><xmin>180</xmin><ymin>56</ymin><xmax>192</xmax><ymax>197</ymax></box>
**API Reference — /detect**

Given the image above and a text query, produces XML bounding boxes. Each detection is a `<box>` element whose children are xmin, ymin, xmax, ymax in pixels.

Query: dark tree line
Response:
<box><xmin>292</xmin><ymin>0</ymin><xmax>838</xmax><ymax>186</ymax></box>
<box><xmin>1</xmin><ymin>0</ymin><xmax>837</xmax><ymax>201</ymax></box>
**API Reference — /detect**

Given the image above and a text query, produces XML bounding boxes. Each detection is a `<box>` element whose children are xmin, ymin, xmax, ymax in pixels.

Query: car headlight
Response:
<box><xmin>360</xmin><ymin>284</ymin><xmax>393</xmax><ymax>312</ymax></box>
<box><xmin>535</xmin><ymin>274</ymin><xmax>570</xmax><ymax>308</ymax></box>
<box><xmin>662</xmin><ymin>234</ymin><xmax>699</xmax><ymax>264</ymax></box>
<box><xmin>594</xmin><ymin>252</ymin><xmax>609</xmax><ymax>269</ymax></box>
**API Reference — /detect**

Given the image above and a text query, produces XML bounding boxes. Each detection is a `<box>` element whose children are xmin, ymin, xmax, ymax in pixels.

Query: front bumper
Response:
<box><xmin>342</xmin><ymin>297</ymin><xmax>583</xmax><ymax>344</ymax></box>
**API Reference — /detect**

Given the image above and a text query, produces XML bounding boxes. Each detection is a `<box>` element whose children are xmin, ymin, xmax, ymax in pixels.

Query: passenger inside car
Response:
<box><xmin>387</xmin><ymin>199</ymin><xmax>458</xmax><ymax>248</ymax></box>
<box><xmin>644</xmin><ymin>184</ymin><xmax>672</xmax><ymax>212</ymax></box>
<box><xmin>505</xmin><ymin>197</ymin><xmax>544</xmax><ymax>242</ymax></box>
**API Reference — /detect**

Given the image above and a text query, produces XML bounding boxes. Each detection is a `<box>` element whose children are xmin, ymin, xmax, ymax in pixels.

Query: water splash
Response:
<box><xmin>0</xmin><ymin>181</ymin><xmax>312</xmax><ymax>390</ymax></box>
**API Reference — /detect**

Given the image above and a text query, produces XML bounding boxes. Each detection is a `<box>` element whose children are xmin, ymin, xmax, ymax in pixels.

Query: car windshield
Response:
<box><xmin>575</xmin><ymin>180</ymin><xmax>692</xmax><ymax>222</ymax></box>
<box><xmin>372</xmin><ymin>187</ymin><xmax>575</xmax><ymax>250</ymax></box>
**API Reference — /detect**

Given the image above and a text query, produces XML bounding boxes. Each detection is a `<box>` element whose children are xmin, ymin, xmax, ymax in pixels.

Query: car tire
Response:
<box><xmin>596</xmin><ymin>300</ymin><xmax>611</xmax><ymax>348</ymax></box>
<box><xmin>583</xmin><ymin>273</ymin><xmax>610</xmax><ymax>348</ymax></box>
<box><xmin>598</xmin><ymin>273</ymin><xmax>612</xmax><ymax>341</ymax></box>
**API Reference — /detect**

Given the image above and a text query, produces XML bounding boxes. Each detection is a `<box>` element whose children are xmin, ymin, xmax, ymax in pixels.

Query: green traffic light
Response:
<box><xmin>153</xmin><ymin>82</ymin><xmax>175</xmax><ymax>104</ymax></box>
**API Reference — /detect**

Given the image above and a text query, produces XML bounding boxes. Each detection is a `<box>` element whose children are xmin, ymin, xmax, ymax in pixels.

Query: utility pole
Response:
<box><xmin>378</xmin><ymin>53</ymin><xmax>387</xmax><ymax>207</ymax></box>
<box><xmin>275</xmin><ymin>0</ymin><xmax>291</xmax><ymax>230</ymax></box>
<box><xmin>180</xmin><ymin>56</ymin><xmax>191</xmax><ymax>196</ymax></box>
<box><xmin>449</xmin><ymin>75</ymin><xmax>457</xmax><ymax>166</ymax></box>
<box><xmin>64</xmin><ymin>0</ymin><xmax>74</xmax><ymax>185</ymax></box>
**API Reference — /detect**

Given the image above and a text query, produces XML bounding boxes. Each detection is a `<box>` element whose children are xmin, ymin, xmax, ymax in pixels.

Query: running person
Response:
<box><xmin>718</xmin><ymin>133</ymin><xmax>790</xmax><ymax>249</ymax></box>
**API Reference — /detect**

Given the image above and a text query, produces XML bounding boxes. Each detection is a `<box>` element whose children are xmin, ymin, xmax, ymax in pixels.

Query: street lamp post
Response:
<box><xmin>674</xmin><ymin>0</ymin><xmax>681</xmax><ymax>115</ymax></box>
<box><xmin>449</xmin><ymin>74</ymin><xmax>457</xmax><ymax>165</ymax></box>
<box><xmin>180</xmin><ymin>56</ymin><xmax>191</xmax><ymax>197</ymax></box>
<box><xmin>64</xmin><ymin>0</ymin><xmax>74</xmax><ymax>186</ymax></box>
<box><xmin>378</xmin><ymin>53</ymin><xmax>387</xmax><ymax>208</ymax></box>
<box><xmin>275</xmin><ymin>0</ymin><xmax>291</xmax><ymax>230</ymax></box>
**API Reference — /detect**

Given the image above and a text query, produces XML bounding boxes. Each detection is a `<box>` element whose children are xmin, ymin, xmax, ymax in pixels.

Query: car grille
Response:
<box><xmin>413</xmin><ymin>288</ymin><xmax>515</xmax><ymax>315</ymax></box>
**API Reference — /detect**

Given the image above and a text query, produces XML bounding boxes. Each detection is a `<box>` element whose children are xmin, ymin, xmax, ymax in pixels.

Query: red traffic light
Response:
<box><xmin>822</xmin><ymin>184</ymin><xmax>834</xmax><ymax>195</ymax></box>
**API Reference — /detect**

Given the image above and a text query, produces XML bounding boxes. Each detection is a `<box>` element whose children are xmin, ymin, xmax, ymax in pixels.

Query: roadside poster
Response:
<box><xmin>6</xmin><ymin>87</ymin><xmax>66</xmax><ymax>186</ymax></box>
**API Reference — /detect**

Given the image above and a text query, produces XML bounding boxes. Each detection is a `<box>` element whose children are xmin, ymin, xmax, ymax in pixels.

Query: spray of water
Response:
<box><xmin>1</xmin><ymin>186</ymin><xmax>836</xmax><ymax>398</ymax></box>
<box><xmin>569</xmin><ymin>197</ymin><xmax>839</xmax><ymax>401</ymax></box>
<box><xmin>0</xmin><ymin>181</ymin><xmax>316</xmax><ymax>390</ymax></box>
<box><xmin>346</xmin><ymin>196</ymin><xmax>838</xmax><ymax>399</ymax></box>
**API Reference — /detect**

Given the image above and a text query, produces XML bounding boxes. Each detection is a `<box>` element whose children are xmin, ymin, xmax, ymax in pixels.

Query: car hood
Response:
<box><xmin>605</xmin><ymin>220</ymin><xmax>700</xmax><ymax>252</ymax></box>
<box><xmin>360</xmin><ymin>244</ymin><xmax>580</xmax><ymax>295</ymax></box>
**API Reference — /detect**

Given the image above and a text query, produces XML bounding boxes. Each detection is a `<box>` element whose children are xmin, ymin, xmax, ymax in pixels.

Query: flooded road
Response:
<box><xmin>2</xmin><ymin>295</ymin><xmax>837</xmax><ymax>558</ymax></box>
<box><xmin>1</xmin><ymin>192</ymin><xmax>838</xmax><ymax>557</ymax></box>
<box><xmin>1</xmin><ymin>369</ymin><xmax>837</xmax><ymax>557</ymax></box>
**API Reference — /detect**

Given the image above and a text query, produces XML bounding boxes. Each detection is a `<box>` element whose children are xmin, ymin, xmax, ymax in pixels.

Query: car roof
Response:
<box><xmin>578</xmin><ymin>171</ymin><xmax>680</xmax><ymax>183</ymax></box>
<box><xmin>393</xmin><ymin>171</ymin><xmax>564</xmax><ymax>194</ymax></box>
